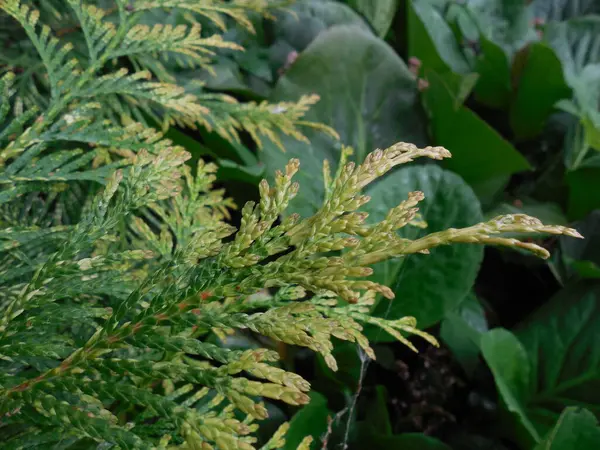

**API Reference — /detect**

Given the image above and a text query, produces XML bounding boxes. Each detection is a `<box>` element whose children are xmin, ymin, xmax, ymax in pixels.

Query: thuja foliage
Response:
<box><xmin>0</xmin><ymin>0</ymin><xmax>584</xmax><ymax>448</ymax></box>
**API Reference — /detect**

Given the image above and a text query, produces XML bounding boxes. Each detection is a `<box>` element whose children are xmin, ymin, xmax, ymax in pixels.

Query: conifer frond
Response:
<box><xmin>132</xmin><ymin>0</ymin><xmax>291</xmax><ymax>33</ymax></box>
<box><xmin>118</xmin><ymin>23</ymin><xmax>243</xmax><ymax>67</ymax></box>
<box><xmin>1</xmin><ymin>0</ymin><xmax>79</xmax><ymax>99</ymax></box>
<box><xmin>0</xmin><ymin>137</ymin><xmax>583</xmax><ymax>448</ymax></box>
<box><xmin>65</xmin><ymin>0</ymin><xmax>116</xmax><ymax>63</ymax></box>
<box><xmin>200</xmin><ymin>93</ymin><xmax>339</xmax><ymax>150</ymax></box>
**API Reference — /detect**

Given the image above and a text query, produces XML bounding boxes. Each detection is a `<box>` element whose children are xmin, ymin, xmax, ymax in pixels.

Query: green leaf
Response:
<box><xmin>567</xmin><ymin>167</ymin><xmax>600</xmax><ymax>219</ymax></box>
<box><xmin>269</xmin><ymin>0</ymin><xmax>370</xmax><ymax>56</ymax></box>
<box><xmin>347</xmin><ymin>0</ymin><xmax>399</xmax><ymax>37</ymax></box>
<box><xmin>534</xmin><ymin>407</ymin><xmax>600</xmax><ymax>450</ymax></box>
<box><xmin>422</xmin><ymin>70</ymin><xmax>531</xmax><ymax>196</ymax></box>
<box><xmin>482</xmin><ymin>283</ymin><xmax>600</xmax><ymax>446</ymax></box>
<box><xmin>408</xmin><ymin>0</ymin><xmax>471</xmax><ymax>75</ymax></box>
<box><xmin>440</xmin><ymin>293</ymin><xmax>488</xmax><ymax>377</ymax></box>
<box><xmin>515</xmin><ymin>282</ymin><xmax>600</xmax><ymax>428</ymax></box>
<box><xmin>474</xmin><ymin>35</ymin><xmax>512</xmax><ymax>109</ymax></box>
<box><xmin>365</xmin><ymin>164</ymin><xmax>483</xmax><ymax>333</ymax></box>
<box><xmin>313</xmin><ymin>341</ymin><xmax>362</xmax><ymax>395</ymax></box>
<box><xmin>510</xmin><ymin>43</ymin><xmax>572</xmax><ymax>140</ymax></box>
<box><xmin>217</xmin><ymin>159</ymin><xmax>264</xmax><ymax>185</ymax></box>
<box><xmin>260</xmin><ymin>25</ymin><xmax>428</xmax><ymax>217</ymax></box>
<box><xmin>481</xmin><ymin>328</ymin><xmax>540</xmax><ymax>445</ymax></box>
<box><xmin>283</xmin><ymin>392</ymin><xmax>331</xmax><ymax>450</ymax></box>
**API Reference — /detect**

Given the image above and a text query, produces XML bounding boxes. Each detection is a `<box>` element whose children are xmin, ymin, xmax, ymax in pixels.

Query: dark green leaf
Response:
<box><xmin>365</xmin><ymin>386</ymin><xmax>393</xmax><ymax>436</ymax></box>
<box><xmin>440</xmin><ymin>293</ymin><xmax>488</xmax><ymax>377</ymax></box>
<box><xmin>474</xmin><ymin>36</ymin><xmax>512</xmax><ymax>109</ymax></box>
<box><xmin>481</xmin><ymin>328</ymin><xmax>539</xmax><ymax>445</ymax></box>
<box><xmin>217</xmin><ymin>159</ymin><xmax>264</xmax><ymax>185</ymax></box>
<box><xmin>510</xmin><ymin>42</ymin><xmax>572</xmax><ymax>140</ymax></box>
<box><xmin>482</xmin><ymin>282</ymin><xmax>600</xmax><ymax>446</ymax></box>
<box><xmin>408</xmin><ymin>0</ymin><xmax>471</xmax><ymax>75</ymax></box>
<box><xmin>567</xmin><ymin>167</ymin><xmax>600</xmax><ymax>219</ymax></box>
<box><xmin>283</xmin><ymin>392</ymin><xmax>331</xmax><ymax>450</ymax></box>
<box><xmin>560</xmin><ymin>211</ymin><xmax>600</xmax><ymax>278</ymax></box>
<box><xmin>534</xmin><ymin>407</ymin><xmax>600</xmax><ymax>450</ymax></box>
<box><xmin>422</xmin><ymin>70</ymin><xmax>531</xmax><ymax>196</ymax></box>
<box><xmin>365</xmin><ymin>164</ymin><xmax>483</xmax><ymax>333</ymax></box>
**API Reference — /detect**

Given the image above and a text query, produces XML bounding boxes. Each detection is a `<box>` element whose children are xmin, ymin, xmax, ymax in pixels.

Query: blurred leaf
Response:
<box><xmin>567</xmin><ymin>167</ymin><xmax>600</xmax><ymax>219</ymax></box>
<box><xmin>364</xmin><ymin>164</ymin><xmax>483</xmax><ymax>335</ymax></box>
<box><xmin>365</xmin><ymin>386</ymin><xmax>392</xmax><ymax>435</ymax></box>
<box><xmin>313</xmin><ymin>342</ymin><xmax>362</xmax><ymax>395</ymax></box>
<box><xmin>545</xmin><ymin>17</ymin><xmax>600</xmax><ymax>84</ymax></box>
<box><xmin>347</xmin><ymin>0</ymin><xmax>399</xmax><ymax>37</ymax></box>
<box><xmin>268</xmin><ymin>0</ymin><xmax>370</xmax><ymax>70</ymax></box>
<box><xmin>260</xmin><ymin>25</ymin><xmax>428</xmax><ymax>218</ymax></box>
<box><xmin>197</xmin><ymin>128</ymin><xmax>257</xmax><ymax>166</ymax></box>
<box><xmin>510</xmin><ymin>43</ymin><xmax>572</xmax><ymax>140</ymax></box>
<box><xmin>545</xmin><ymin>17</ymin><xmax>600</xmax><ymax>160</ymax></box>
<box><xmin>560</xmin><ymin>211</ymin><xmax>600</xmax><ymax>278</ymax></box>
<box><xmin>408</xmin><ymin>0</ymin><xmax>471</xmax><ymax>75</ymax></box>
<box><xmin>466</xmin><ymin>0</ymin><xmax>536</xmax><ymax>56</ymax></box>
<box><xmin>482</xmin><ymin>282</ymin><xmax>600</xmax><ymax>446</ymax></box>
<box><xmin>530</xmin><ymin>0</ymin><xmax>600</xmax><ymax>21</ymax></box>
<box><xmin>164</xmin><ymin>128</ymin><xmax>217</xmax><ymax>163</ymax></box>
<box><xmin>474</xmin><ymin>35</ymin><xmax>512</xmax><ymax>109</ymax></box>
<box><xmin>422</xmin><ymin>70</ymin><xmax>531</xmax><ymax>197</ymax></box>
<box><xmin>283</xmin><ymin>392</ymin><xmax>331</xmax><ymax>450</ymax></box>
<box><xmin>568</xmin><ymin>260</ymin><xmax>600</xmax><ymax>279</ymax></box>
<box><xmin>440</xmin><ymin>293</ymin><xmax>488</xmax><ymax>377</ymax></box>
<box><xmin>217</xmin><ymin>159</ymin><xmax>264</xmax><ymax>184</ymax></box>
<box><xmin>534</xmin><ymin>407</ymin><xmax>600</xmax><ymax>450</ymax></box>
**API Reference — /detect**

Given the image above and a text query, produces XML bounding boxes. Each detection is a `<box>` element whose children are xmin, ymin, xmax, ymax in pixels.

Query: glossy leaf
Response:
<box><xmin>421</xmin><ymin>70</ymin><xmax>531</xmax><ymax>196</ymax></box>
